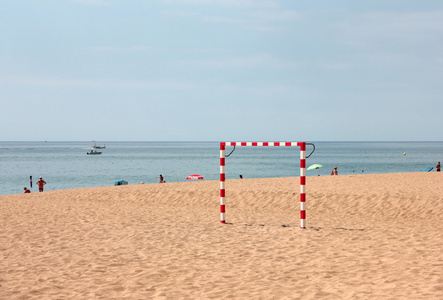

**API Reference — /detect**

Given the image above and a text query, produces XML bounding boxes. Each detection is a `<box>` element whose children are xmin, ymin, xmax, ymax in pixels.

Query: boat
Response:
<box><xmin>87</xmin><ymin>149</ymin><xmax>102</xmax><ymax>155</ymax></box>
<box><xmin>92</xmin><ymin>142</ymin><xmax>106</xmax><ymax>149</ymax></box>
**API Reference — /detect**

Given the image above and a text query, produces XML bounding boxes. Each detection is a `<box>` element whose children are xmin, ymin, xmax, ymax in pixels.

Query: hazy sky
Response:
<box><xmin>1</xmin><ymin>0</ymin><xmax>442</xmax><ymax>141</ymax></box>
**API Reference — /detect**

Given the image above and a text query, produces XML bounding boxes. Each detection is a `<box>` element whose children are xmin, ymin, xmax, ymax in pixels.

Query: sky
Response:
<box><xmin>1</xmin><ymin>0</ymin><xmax>442</xmax><ymax>141</ymax></box>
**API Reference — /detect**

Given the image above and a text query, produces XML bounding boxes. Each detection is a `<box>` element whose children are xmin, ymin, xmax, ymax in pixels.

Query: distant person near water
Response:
<box><xmin>159</xmin><ymin>175</ymin><xmax>166</xmax><ymax>183</ymax></box>
<box><xmin>330</xmin><ymin>167</ymin><xmax>338</xmax><ymax>175</ymax></box>
<box><xmin>36</xmin><ymin>177</ymin><xmax>46</xmax><ymax>192</ymax></box>
<box><xmin>24</xmin><ymin>187</ymin><xmax>31</xmax><ymax>193</ymax></box>
<box><xmin>239</xmin><ymin>175</ymin><xmax>243</xmax><ymax>179</ymax></box>
<box><xmin>437</xmin><ymin>162</ymin><xmax>441</xmax><ymax>172</ymax></box>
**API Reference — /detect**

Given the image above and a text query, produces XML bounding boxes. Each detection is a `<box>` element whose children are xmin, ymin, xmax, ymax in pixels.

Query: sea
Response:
<box><xmin>1</xmin><ymin>141</ymin><xmax>442</xmax><ymax>196</ymax></box>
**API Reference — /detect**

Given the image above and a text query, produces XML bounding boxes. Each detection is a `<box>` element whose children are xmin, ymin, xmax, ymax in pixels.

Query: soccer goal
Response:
<box><xmin>220</xmin><ymin>142</ymin><xmax>313</xmax><ymax>229</ymax></box>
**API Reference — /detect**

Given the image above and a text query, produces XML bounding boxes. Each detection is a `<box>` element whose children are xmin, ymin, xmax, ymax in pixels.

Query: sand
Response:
<box><xmin>1</xmin><ymin>172</ymin><xmax>442</xmax><ymax>299</ymax></box>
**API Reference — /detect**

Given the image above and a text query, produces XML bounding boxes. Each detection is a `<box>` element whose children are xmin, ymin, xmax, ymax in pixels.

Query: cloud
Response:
<box><xmin>159</xmin><ymin>0</ymin><xmax>277</xmax><ymax>9</ymax></box>
<box><xmin>86</xmin><ymin>45</ymin><xmax>161</xmax><ymax>52</ymax></box>
<box><xmin>67</xmin><ymin>0</ymin><xmax>110</xmax><ymax>5</ymax></box>
<box><xmin>324</xmin><ymin>9</ymin><xmax>443</xmax><ymax>72</ymax></box>
<box><xmin>168</xmin><ymin>9</ymin><xmax>300</xmax><ymax>31</ymax></box>
<box><xmin>0</xmin><ymin>76</ymin><xmax>194</xmax><ymax>90</ymax></box>
<box><xmin>192</xmin><ymin>53</ymin><xmax>298</xmax><ymax>69</ymax></box>
<box><xmin>163</xmin><ymin>10</ymin><xmax>200</xmax><ymax>18</ymax></box>
<box><xmin>335</xmin><ymin>10</ymin><xmax>443</xmax><ymax>47</ymax></box>
<box><xmin>247</xmin><ymin>10</ymin><xmax>300</xmax><ymax>22</ymax></box>
<box><xmin>160</xmin><ymin>0</ymin><xmax>298</xmax><ymax>31</ymax></box>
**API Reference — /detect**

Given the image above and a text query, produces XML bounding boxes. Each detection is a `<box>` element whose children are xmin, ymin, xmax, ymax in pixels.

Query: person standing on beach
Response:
<box><xmin>159</xmin><ymin>175</ymin><xmax>165</xmax><ymax>183</ymax></box>
<box><xmin>36</xmin><ymin>177</ymin><xmax>46</xmax><ymax>192</ymax></box>
<box><xmin>24</xmin><ymin>187</ymin><xmax>31</xmax><ymax>193</ymax></box>
<box><xmin>330</xmin><ymin>167</ymin><xmax>338</xmax><ymax>175</ymax></box>
<box><xmin>437</xmin><ymin>162</ymin><xmax>441</xmax><ymax>172</ymax></box>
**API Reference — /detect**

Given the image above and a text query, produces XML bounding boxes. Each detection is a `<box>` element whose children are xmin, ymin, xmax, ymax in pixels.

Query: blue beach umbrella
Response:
<box><xmin>422</xmin><ymin>167</ymin><xmax>433</xmax><ymax>172</ymax></box>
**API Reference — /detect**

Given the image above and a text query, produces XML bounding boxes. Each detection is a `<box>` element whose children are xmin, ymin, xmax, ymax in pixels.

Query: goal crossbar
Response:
<box><xmin>220</xmin><ymin>142</ymin><xmax>307</xmax><ymax>229</ymax></box>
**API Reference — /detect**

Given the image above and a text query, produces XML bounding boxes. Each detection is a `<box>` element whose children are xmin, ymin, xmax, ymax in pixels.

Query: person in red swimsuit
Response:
<box><xmin>36</xmin><ymin>177</ymin><xmax>47</xmax><ymax>192</ymax></box>
<box><xmin>24</xmin><ymin>187</ymin><xmax>31</xmax><ymax>193</ymax></box>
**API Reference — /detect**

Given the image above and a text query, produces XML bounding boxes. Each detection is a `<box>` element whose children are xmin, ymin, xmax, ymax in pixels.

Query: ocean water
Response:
<box><xmin>0</xmin><ymin>141</ymin><xmax>441</xmax><ymax>196</ymax></box>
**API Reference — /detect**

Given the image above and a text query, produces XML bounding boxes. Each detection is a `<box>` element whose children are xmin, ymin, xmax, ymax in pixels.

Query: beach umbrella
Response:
<box><xmin>307</xmin><ymin>164</ymin><xmax>324</xmax><ymax>171</ymax></box>
<box><xmin>422</xmin><ymin>167</ymin><xmax>433</xmax><ymax>172</ymax></box>
<box><xmin>186</xmin><ymin>174</ymin><xmax>204</xmax><ymax>180</ymax></box>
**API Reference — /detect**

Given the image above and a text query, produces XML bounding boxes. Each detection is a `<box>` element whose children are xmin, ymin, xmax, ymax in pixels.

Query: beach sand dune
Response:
<box><xmin>1</xmin><ymin>173</ymin><xmax>442</xmax><ymax>299</ymax></box>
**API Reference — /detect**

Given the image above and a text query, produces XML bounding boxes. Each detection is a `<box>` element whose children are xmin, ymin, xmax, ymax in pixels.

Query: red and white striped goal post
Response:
<box><xmin>220</xmin><ymin>142</ymin><xmax>308</xmax><ymax>229</ymax></box>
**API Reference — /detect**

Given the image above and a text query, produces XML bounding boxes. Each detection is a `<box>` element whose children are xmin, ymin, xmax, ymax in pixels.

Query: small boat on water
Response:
<box><xmin>87</xmin><ymin>142</ymin><xmax>106</xmax><ymax>155</ymax></box>
<box><xmin>92</xmin><ymin>142</ymin><xmax>106</xmax><ymax>149</ymax></box>
<box><xmin>87</xmin><ymin>149</ymin><xmax>102</xmax><ymax>155</ymax></box>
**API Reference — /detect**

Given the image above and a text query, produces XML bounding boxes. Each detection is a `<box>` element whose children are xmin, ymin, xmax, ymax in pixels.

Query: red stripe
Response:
<box><xmin>273</xmin><ymin>142</ymin><xmax>279</xmax><ymax>146</ymax></box>
<box><xmin>300</xmin><ymin>193</ymin><xmax>306</xmax><ymax>202</ymax></box>
<box><xmin>220</xmin><ymin>189</ymin><xmax>225</xmax><ymax>197</ymax></box>
<box><xmin>241</xmin><ymin>142</ymin><xmax>247</xmax><ymax>146</ymax></box>
<box><xmin>220</xmin><ymin>143</ymin><xmax>225</xmax><ymax>149</ymax></box>
<box><xmin>220</xmin><ymin>157</ymin><xmax>225</xmax><ymax>166</ymax></box>
<box><xmin>220</xmin><ymin>173</ymin><xmax>225</xmax><ymax>181</ymax></box>
<box><xmin>300</xmin><ymin>159</ymin><xmax>306</xmax><ymax>168</ymax></box>
<box><xmin>285</xmin><ymin>142</ymin><xmax>291</xmax><ymax>146</ymax></box>
<box><xmin>300</xmin><ymin>142</ymin><xmax>306</xmax><ymax>151</ymax></box>
<box><xmin>220</xmin><ymin>205</ymin><xmax>225</xmax><ymax>213</ymax></box>
<box><xmin>300</xmin><ymin>210</ymin><xmax>306</xmax><ymax>219</ymax></box>
<box><xmin>231</xmin><ymin>142</ymin><xmax>236</xmax><ymax>146</ymax></box>
<box><xmin>300</xmin><ymin>176</ymin><xmax>306</xmax><ymax>185</ymax></box>
<box><xmin>252</xmin><ymin>142</ymin><xmax>257</xmax><ymax>146</ymax></box>
<box><xmin>263</xmin><ymin>142</ymin><xmax>269</xmax><ymax>146</ymax></box>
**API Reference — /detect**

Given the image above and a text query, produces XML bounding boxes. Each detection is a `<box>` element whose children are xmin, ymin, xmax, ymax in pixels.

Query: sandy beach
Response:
<box><xmin>1</xmin><ymin>172</ymin><xmax>442</xmax><ymax>299</ymax></box>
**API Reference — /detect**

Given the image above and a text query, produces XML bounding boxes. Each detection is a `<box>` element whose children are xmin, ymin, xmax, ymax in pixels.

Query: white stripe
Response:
<box><xmin>221</xmin><ymin>213</ymin><xmax>225</xmax><ymax>220</ymax></box>
<box><xmin>220</xmin><ymin>197</ymin><xmax>225</xmax><ymax>205</ymax></box>
<box><xmin>220</xmin><ymin>181</ymin><xmax>225</xmax><ymax>189</ymax></box>
<box><xmin>300</xmin><ymin>219</ymin><xmax>306</xmax><ymax>228</ymax></box>
<box><xmin>300</xmin><ymin>185</ymin><xmax>306</xmax><ymax>194</ymax></box>
<box><xmin>300</xmin><ymin>202</ymin><xmax>305</xmax><ymax>211</ymax></box>
<box><xmin>220</xmin><ymin>149</ymin><xmax>225</xmax><ymax>157</ymax></box>
<box><xmin>220</xmin><ymin>166</ymin><xmax>225</xmax><ymax>173</ymax></box>
<box><xmin>257</xmin><ymin>142</ymin><xmax>263</xmax><ymax>146</ymax></box>
<box><xmin>300</xmin><ymin>150</ymin><xmax>306</xmax><ymax>159</ymax></box>
<box><xmin>300</xmin><ymin>168</ymin><xmax>306</xmax><ymax>177</ymax></box>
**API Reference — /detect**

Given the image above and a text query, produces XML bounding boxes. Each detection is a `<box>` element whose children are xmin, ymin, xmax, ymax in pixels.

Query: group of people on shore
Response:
<box><xmin>328</xmin><ymin>161</ymin><xmax>440</xmax><ymax>176</ymax></box>
<box><xmin>23</xmin><ymin>177</ymin><xmax>46</xmax><ymax>193</ymax></box>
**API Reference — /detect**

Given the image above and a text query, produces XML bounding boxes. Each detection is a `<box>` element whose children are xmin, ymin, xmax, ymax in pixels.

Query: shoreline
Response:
<box><xmin>1</xmin><ymin>171</ymin><xmax>439</xmax><ymax>197</ymax></box>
